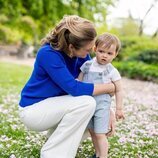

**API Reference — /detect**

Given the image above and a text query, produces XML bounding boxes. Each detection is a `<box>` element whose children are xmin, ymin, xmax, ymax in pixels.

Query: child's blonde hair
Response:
<box><xmin>95</xmin><ymin>33</ymin><xmax>121</xmax><ymax>53</ymax></box>
<box><xmin>41</xmin><ymin>15</ymin><xmax>96</xmax><ymax>56</ymax></box>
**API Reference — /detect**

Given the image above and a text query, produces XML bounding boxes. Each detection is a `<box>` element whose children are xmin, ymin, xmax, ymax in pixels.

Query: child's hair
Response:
<box><xmin>41</xmin><ymin>15</ymin><xmax>97</xmax><ymax>55</ymax></box>
<box><xmin>95</xmin><ymin>33</ymin><xmax>121</xmax><ymax>53</ymax></box>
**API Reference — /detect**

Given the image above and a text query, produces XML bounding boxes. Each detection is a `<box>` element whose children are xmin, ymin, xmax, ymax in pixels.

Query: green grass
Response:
<box><xmin>0</xmin><ymin>62</ymin><xmax>158</xmax><ymax>158</ymax></box>
<box><xmin>0</xmin><ymin>62</ymin><xmax>46</xmax><ymax>158</ymax></box>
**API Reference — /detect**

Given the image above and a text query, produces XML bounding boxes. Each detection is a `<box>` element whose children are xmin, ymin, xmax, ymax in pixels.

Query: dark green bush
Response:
<box><xmin>119</xmin><ymin>37</ymin><xmax>158</xmax><ymax>61</ymax></box>
<box><xmin>136</xmin><ymin>50</ymin><xmax>158</xmax><ymax>64</ymax></box>
<box><xmin>121</xmin><ymin>38</ymin><xmax>137</xmax><ymax>49</ymax></box>
<box><xmin>113</xmin><ymin>61</ymin><xmax>158</xmax><ymax>83</ymax></box>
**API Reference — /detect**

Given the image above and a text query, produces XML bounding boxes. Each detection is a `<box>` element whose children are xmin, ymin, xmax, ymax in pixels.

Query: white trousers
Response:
<box><xmin>19</xmin><ymin>95</ymin><xmax>96</xmax><ymax>158</ymax></box>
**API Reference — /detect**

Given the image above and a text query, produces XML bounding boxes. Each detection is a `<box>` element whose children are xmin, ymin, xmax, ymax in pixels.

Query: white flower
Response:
<box><xmin>9</xmin><ymin>154</ymin><xmax>16</xmax><ymax>158</ymax></box>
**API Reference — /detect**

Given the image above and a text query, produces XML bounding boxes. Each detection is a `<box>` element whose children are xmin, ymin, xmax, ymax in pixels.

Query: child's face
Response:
<box><xmin>95</xmin><ymin>44</ymin><xmax>117</xmax><ymax>65</ymax></box>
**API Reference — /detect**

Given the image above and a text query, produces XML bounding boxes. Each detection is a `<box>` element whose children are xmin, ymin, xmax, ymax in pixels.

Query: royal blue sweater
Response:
<box><xmin>19</xmin><ymin>44</ymin><xmax>94</xmax><ymax>107</ymax></box>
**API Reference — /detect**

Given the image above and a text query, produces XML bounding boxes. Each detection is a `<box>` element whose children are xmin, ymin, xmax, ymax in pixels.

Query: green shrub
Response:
<box><xmin>17</xmin><ymin>16</ymin><xmax>38</xmax><ymax>45</ymax></box>
<box><xmin>0</xmin><ymin>24</ymin><xmax>21</xmax><ymax>44</ymax></box>
<box><xmin>113</xmin><ymin>61</ymin><xmax>158</xmax><ymax>83</ymax></box>
<box><xmin>136</xmin><ymin>50</ymin><xmax>158</xmax><ymax>64</ymax></box>
<box><xmin>121</xmin><ymin>37</ymin><xmax>137</xmax><ymax>49</ymax></box>
<box><xmin>119</xmin><ymin>36</ymin><xmax>158</xmax><ymax>61</ymax></box>
<box><xmin>0</xmin><ymin>14</ymin><xmax>9</xmax><ymax>23</ymax></box>
<box><xmin>0</xmin><ymin>25</ymin><xmax>7</xmax><ymax>43</ymax></box>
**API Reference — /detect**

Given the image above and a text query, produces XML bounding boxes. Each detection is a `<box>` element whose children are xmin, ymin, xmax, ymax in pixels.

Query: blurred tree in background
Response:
<box><xmin>0</xmin><ymin>0</ymin><xmax>115</xmax><ymax>45</ymax></box>
<box><xmin>0</xmin><ymin>0</ymin><xmax>158</xmax><ymax>82</ymax></box>
<box><xmin>110</xmin><ymin>13</ymin><xmax>139</xmax><ymax>36</ymax></box>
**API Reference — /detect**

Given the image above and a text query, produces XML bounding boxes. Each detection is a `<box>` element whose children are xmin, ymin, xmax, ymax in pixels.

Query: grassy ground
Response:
<box><xmin>0</xmin><ymin>62</ymin><xmax>157</xmax><ymax>158</ymax></box>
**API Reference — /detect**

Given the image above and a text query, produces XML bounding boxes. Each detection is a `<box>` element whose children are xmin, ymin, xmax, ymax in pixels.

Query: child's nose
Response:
<box><xmin>103</xmin><ymin>53</ymin><xmax>107</xmax><ymax>58</ymax></box>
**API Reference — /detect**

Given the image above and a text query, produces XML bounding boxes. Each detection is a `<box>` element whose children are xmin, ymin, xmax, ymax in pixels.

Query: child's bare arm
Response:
<box><xmin>77</xmin><ymin>72</ymin><xmax>84</xmax><ymax>81</ymax></box>
<box><xmin>106</xmin><ymin>108</ymin><xmax>116</xmax><ymax>137</ymax></box>
<box><xmin>114</xmin><ymin>80</ymin><xmax>125</xmax><ymax>120</ymax></box>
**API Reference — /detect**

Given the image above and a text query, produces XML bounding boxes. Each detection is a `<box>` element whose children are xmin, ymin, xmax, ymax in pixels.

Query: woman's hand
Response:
<box><xmin>109</xmin><ymin>91</ymin><xmax>115</xmax><ymax>97</ymax></box>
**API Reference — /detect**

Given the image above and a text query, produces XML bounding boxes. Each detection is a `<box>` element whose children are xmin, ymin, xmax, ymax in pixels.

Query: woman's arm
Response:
<box><xmin>78</xmin><ymin>72</ymin><xmax>84</xmax><ymax>81</ymax></box>
<box><xmin>78</xmin><ymin>72</ymin><xmax>115</xmax><ymax>96</ymax></box>
<box><xmin>39</xmin><ymin>51</ymin><xmax>94</xmax><ymax>96</ymax></box>
<box><xmin>93</xmin><ymin>83</ymin><xmax>115</xmax><ymax>96</ymax></box>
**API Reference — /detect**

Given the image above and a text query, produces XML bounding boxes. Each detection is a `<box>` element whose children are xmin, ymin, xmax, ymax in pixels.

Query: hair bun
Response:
<box><xmin>65</xmin><ymin>15</ymin><xmax>82</xmax><ymax>37</ymax></box>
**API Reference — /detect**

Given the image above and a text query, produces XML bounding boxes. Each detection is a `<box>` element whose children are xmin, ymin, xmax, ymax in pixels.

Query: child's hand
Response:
<box><xmin>106</xmin><ymin>108</ymin><xmax>116</xmax><ymax>137</ymax></box>
<box><xmin>115</xmin><ymin>109</ymin><xmax>125</xmax><ymax>120</ymax></box>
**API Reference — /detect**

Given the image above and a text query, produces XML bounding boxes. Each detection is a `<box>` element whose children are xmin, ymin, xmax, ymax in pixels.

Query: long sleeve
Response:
<box><xmin>38</xmin><ymin>50</ymin><xmax>94</xmax><ymax>96</ymax></box>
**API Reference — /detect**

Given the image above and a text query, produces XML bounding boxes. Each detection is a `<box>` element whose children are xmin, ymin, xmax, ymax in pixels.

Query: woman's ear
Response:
<box><xmin>68</xmin><ymin>44</ymin><xmax>74</xmax><ymax>57</ymax></box>
<box><xmin>68</xmin><ymin>44</ymin><xmax>74</xmax><ymax>52</ymax></box>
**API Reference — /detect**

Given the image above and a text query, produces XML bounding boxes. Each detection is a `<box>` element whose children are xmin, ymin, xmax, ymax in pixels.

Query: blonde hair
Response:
<box><xmin>95</xmin><ymin>33</ymin><xmax>121</xmax><ymax>53</ymax></box>
<box><xmin>41</xmin><ymin>15</ymin><xmax>97</xmax><ymax>55</ymax></box>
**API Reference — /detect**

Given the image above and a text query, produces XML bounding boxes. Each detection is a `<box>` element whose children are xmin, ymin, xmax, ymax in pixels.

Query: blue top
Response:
<box><xmin>19</xmin><ymin>44</ymin><xmax>94</xmax><ymax>107</ymax></box>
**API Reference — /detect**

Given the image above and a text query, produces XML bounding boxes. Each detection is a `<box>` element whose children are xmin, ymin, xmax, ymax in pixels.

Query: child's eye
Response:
<box><xmin>108</xmin><ymin>52</ymin><xmax>112</xmax><ymax>55</ymax></box>
<box><xmin>99</xmin><ymin>50</ymin><xmax>104</xmax><ymax>53</ymax></box>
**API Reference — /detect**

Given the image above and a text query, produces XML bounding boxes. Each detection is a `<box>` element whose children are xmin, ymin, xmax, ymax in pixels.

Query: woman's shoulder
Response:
<box><xmin>37</xmin><ymin>44</ymin><xmax>63</xmax><ymax>58</ymax></box>
<box><xmin>38</xmin><ymin>44</ymin><xmax>59</xmax><ymax>54</ymax></box>
<box><xmin>36</xmin><ymin>44</ymin><xmax>64</xmax><ymax>64</ymax></box>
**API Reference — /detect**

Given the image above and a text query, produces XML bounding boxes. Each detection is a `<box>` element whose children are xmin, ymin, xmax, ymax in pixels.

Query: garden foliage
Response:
<box><xmin>113</xmin><ymin>36</ymin><xmax>158</xmax><ymax>83</ymax></box>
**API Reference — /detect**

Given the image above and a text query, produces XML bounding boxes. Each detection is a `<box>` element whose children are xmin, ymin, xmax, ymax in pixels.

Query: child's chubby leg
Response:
<box><xmin>94</xmin><ymin>132</ymin><xmax>108</xmax><ymax>158</ymax></box>
<box><xmin>89</xmin><ymin>128</ymin><xmax>108</xmax><ymax>158</ymax></box>
<box><xmin>89</xmin><ymin>129</ymin><xmax>99</xmax><ymax>157</ymax></box>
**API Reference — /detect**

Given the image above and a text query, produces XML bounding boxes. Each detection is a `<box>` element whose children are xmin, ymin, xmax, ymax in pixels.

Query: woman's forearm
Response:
<box><xmin>92</xmin><ymin>83</ymin><xmax>115</xmax><ymax>96</ymax></box>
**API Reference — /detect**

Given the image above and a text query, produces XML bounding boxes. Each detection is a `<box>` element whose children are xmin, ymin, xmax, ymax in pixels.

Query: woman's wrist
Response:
<box><xmin>93</xmin><ymin>83</ymin><xmax>115</xmax><ymax>95</ymax></box>
<box><xmin>106</xmin><ymin>83</ymin><xmax>115</xmax><ymax>93</ymax></box>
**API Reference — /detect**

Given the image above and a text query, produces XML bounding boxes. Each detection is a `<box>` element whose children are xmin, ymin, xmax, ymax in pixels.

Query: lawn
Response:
<box><xmin>0</xmin><ymin>62</ymin><xmax>157</xmax><ymax>158</ymax></box>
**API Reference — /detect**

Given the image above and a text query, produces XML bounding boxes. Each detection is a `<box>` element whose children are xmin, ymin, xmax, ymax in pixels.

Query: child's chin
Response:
<box><xmin>100</xmin><ymin>61</ymin><xmax>107</xmax><ymax>65</ymax></box>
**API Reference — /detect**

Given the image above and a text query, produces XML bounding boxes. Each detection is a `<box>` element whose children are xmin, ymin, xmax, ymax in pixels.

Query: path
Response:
<box><xmin>0</xmin><ymin>56</ymin><xmax>35</xmax><ymax>67</ymax></box>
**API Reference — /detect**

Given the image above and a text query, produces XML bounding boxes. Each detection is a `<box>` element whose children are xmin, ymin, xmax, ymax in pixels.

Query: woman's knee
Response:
<box><xmin>81</xmin><ymin>96</ymin><xmax>96</xmax><ymax>112</ymax></box>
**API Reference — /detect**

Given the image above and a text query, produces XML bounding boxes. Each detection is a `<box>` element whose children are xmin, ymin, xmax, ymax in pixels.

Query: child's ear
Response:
<box><xmin>115</xmin><ymin>51</ymin><xmax>118</xmax><ymax>57</ymax></box>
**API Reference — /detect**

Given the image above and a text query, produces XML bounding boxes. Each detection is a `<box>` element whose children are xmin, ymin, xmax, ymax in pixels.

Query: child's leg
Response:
<box><xmin>89</xmin><ymin>128</ymin><xmax>108</xmax><ymax>158</ymax></box>
<box><xmin>91</xmin><ymin>96</ymin><xmax>111</xmax><ymax>157</ymax></box>
<box><xmin>89</xmin><ymin>129</ymin><xmax>99</xmax><ymax>157</ymax></box>
<box><xmin>95</xmin><ymin>133</ymin><xmax>108</xmax><ymax>158</ymax></box>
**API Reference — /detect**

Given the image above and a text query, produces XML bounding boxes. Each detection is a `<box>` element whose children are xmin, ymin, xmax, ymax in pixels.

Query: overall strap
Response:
<box><xmin>103</xmin><ymin>64</ymin><xmax>114</xmax><ymax>76</ymax></box>
<box><xmin>84</xmin><ymin>61</ymin><xmax>93</xmax><ymax>73</ymax></box>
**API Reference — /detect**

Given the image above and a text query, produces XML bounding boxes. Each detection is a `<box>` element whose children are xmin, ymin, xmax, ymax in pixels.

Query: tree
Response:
<box><xmin>67</xmin><ymin>0</ymin><xmax>115</xmax><ymax>21</ymax></box>
<box><xmin>152</xmin><ymin>28</ymin><xmax>158</xmax><ymax>38</ymax></box>
<box><xmin>109</xmin><ymin>11</ymin><xmax>139</xmax><ymax>36</ymax></box>
<box><xmin>0</xmin><ymin>0</ymin><xmax>116</xmax><ymax>44</ymax></box>
<box><xmin>138</xmin><ymin>0</ymin><xmax>158</xmax><ymax>36</ymax></box>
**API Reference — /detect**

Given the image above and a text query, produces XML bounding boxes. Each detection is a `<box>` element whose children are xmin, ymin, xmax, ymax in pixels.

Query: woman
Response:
<box><xmin>19</xmin><ymin>15</ymin><xmax>115</xmax><ymax>158</ymax></box>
